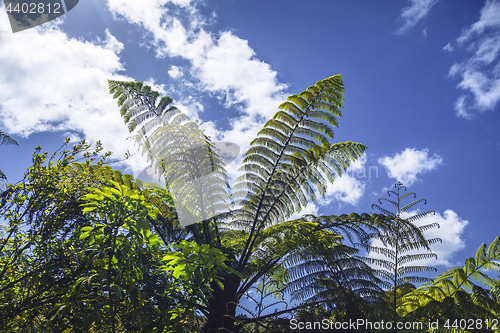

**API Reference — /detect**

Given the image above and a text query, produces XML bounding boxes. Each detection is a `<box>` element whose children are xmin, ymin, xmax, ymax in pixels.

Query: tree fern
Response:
<box><xmin>231</xmin><ymin>213</ymin><xmax>382</xmax><ymax>325</ymax></box>
<box><xmin>285</xmin><ymin>231</ymin><xmax>382</xmax><ymax>312</ymax></box>
<box><xmin>365</xmin><ymin>182</ymin><xmax>441</xmax><ymax>325</ymax></box>
<box><xmin>108</xmin><ymin>75</ymin><xmax>371</xmax><ymax>332</ymax></box>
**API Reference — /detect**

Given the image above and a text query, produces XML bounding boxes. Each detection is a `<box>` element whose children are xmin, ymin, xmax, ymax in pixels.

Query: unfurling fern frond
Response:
<box><xmin>367</xmin><ymin>182</ymin><xmax>441</xmax><ymax>325</ymax></box>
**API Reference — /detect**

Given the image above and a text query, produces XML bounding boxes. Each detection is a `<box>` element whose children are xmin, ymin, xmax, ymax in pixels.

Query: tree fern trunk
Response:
<box><xmin>203</xmin><ymin>274</ymin><xmax>241</xmax><ymax>333</ymax></box>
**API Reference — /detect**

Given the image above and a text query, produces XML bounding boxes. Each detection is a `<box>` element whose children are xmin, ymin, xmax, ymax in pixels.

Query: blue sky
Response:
<box><xmin>1</xmin><ymin>0</ymin><xmax>499</xmax><ymax>272</ymax></box>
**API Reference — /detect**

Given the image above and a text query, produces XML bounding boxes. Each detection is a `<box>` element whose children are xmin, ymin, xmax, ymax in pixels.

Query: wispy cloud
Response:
<box><xmin>378</xmin><ymin>148</ymin><xmax>443</xmax><ymax>186</ymax></box>
<box><xmin>454</xmin><ymin>96</ymin><xmax>471</xmax><ymax>119</ymax></box>
<box><xmin>443</xmin><ymin>42</ymin><xmax>454</xmax><ymax>52</ymax></box>
<box><xmin>0</xmin><ymin>0</ymin><xmax>288</xmax><ymax>178</ymax></box>
<box><xmin>168</xmin><ymin>65</ymin><xmax>182</xmax><ymax>78</ymax></box>
<box><xmin>396</xmin><ymin>0</ymin><xmax>439</xmax><ymax>34</ymax></box>
<box><xmin>448</xmin><ymin>0</ymin><xmax>500</xmax><ymax>118</ymax></box>
<box><xmin>105</xmin><ymin>0</ymin><xmax>292</xmax><ymax>187</ymax></box>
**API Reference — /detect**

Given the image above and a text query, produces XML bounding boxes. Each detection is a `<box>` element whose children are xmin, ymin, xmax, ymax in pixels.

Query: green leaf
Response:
<box><xmin>215</xmin><ymin>279</ymin><xmax>224</xmax><ymax>290</ymax></box>
<box><xmin>162</xmin><ymin>253</ymin><xmax>181</xmax><ymax>262</ymax></box>
<box><xmin>82</xmin><ymin>206</ymin><xmax>97</xmax><ymax>214</ymax></box>
<box><xmin>79</xmin><ymin>231</ymin><xmax>91</xmax><ymax>240</ymax></box>
<box><xmin>136</xmin><ymin>216</ymin><xmax>149</xmax><ymax>231</ymax></box>
<box><xmin>81</xmin><ymin>193</ymin><xmax>102</xmax><ymax>201</ymax></box>
<box><xmin>148</xmin><ymin>234</ymin><xmax>160</xmax><ymax>246</ymax></box>
<box><xmin>173</xmin><ymin>263</ymin><xmax>187</xmax><ymax>279</ymax></box>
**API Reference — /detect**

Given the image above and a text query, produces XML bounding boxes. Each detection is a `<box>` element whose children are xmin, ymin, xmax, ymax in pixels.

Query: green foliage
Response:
<box><xmin>3</xmin><ymin>73</ymin><xmax>499</xmax><ymax>333</ymax></box>
<box><xmin>401</xmin><ymin>237</ymin><xmax>500</xmax><ymax>332</ymax></box>
<box><xmin>0</xmin><ymin>139</ymin><xmax>114</xmax><ymax>331</ymax></box>
<box><xmin>2</xmin><ymin>75</ymin><xmax>436</xmax><ymax>332</ymax></box>
<box><xmin>0</xmin><ymin>140</ymin><xmax>232</xmax><ymax>332</ymax></box>
<box><xmin>161</xmin><ymin>240</ymin><xmax>235</xmax><ymax>302</ymax></box>
<box><xmin>233</xmin><ymin>75</ymin><xmax>366</xmax><ymax>232</ymax></box>
<box><xmin>232</xmin><ymin>75</ymin><xmax>367</xmax><ymax>301</ymax></box>
<box><xmin>73</xmin><ymin>181</ymin><xmax>206</xmax><ymax>332</ymax></box>
<box><xmin>285</xmin><ymin>226</ymin><xmax>382</xmax><ymax>319</ymax></box>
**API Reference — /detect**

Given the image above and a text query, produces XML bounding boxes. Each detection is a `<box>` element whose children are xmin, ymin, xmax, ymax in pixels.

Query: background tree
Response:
<box><xmin>0</xmin><ymin>141</ymin><xmax>227</xmax><ymax>332</ymax></box>
<box><xmin>365</xmin><ymin>182</ymin><xmax>442</xmax><ymax>328</ymax></box>
<box><xmin>0</xmin><ymin>140</ymin><xmax>113</xmax><ymax>331</ymax></box>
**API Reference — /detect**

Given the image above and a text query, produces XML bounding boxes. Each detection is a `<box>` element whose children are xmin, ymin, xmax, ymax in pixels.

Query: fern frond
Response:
<box><xmin>400</xmin><ymin>198</ymin><xmax>428</xmax><ymax>212</ymax></box>
<box><xmin>371</xmin><ymin>204</ymin><xmax>396</xmax><ymax>217</ymax></box>
<box><xmin>402</xmin><ymin>236</ymin><xmax>500</xmax><ymax>324</ymax></box>
<box><xmin>234</xmin><ymin>75</ymin><xmax>366</xmax><ymax>270</ymax></box>
<box><xmin>0</xmin><ymin>130</ymin><xmax>18</xmax><ymax>146</ymax></box>
<box><xmin>406</xmin><ymin>210</ymin><xmax>436</xmax><ymax>223</ymax></box>
<box><xmin>109</xmin><ymin>80</ymin><xmax>231</xmax><ymax>231</ymax></box>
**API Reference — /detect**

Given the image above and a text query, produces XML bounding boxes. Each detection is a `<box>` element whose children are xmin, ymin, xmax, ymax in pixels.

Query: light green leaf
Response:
<box><xmin>79</xmin><ymin>231</ymin><xmax>91</xmax><ymax>240</ymax></box>
<box><xmin>82</xmin><ymin>206</ymin><xmax>97</xmax><ymax>214</ymax></box>
<box><xmin>173</xmin><ymin>263</ymin><xmax>187</xmax><ymax>278</ymax></box>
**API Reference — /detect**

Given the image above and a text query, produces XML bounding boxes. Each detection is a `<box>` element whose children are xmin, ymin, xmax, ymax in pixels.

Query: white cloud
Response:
<box><xmin>169</xmin><ymin>0</ymin><xmax>193</xmax><ymax>8</ymax></box>
<box><xmin>397</xmin><ymin>0</ymin><xmax>439</xmax><ymax>34</ymax></box>
<box><xmin>409</xmin><ymin>209</ymin><xmax>468</xmax><ymax>266</ymax></box>
<box><xmin>422</xmin><ymin>27</ymin><xmax>428</xmax><ymax>39</ymax></box>
<box><xmin>288</xmin><ymin>202</ymin><xmax>319</xmax><ymax>221</ymax></box>
<box><xmin>0</xmin><ymin>14</ymin><xmax>152</xmax><ymax>170</ymax></box>
<box><xmin>106</xmin><ymin>0</ymin><xmax>287</xmax><ymax>158</ymax></box>
<box><xmin>454</xmin><ymin>95</ymin><xmax>472</xmax><ymax>119</ymax></box>
<box><xmin>324</xmin><ymin>175</ymin><xmax>365</xmax><ymax>206</ymax></box>
<box><xmin>168</xmin><ymin>65</ymin><xmax>182</xmax><ymax>78</ymax></box>
<box><xmin>449</xmin><ymin>0</ymin><xmax>500</xmax><ymax>118</ymax></box>
<box><xmin>456</xmin><ymin>0</ymin><xmax>500</xmax><ymax>44</ymax></box>
<box><xmin>320</xmin><ymin>155</ymin><xmax>369</xmax><ymax>206</ymax></box>
<box><xmin>369</xmin><ymin>209</ymin><xmax>468</xmax><ymax>268</ymax></box>
<box><xmin>144</xmin><ymin>77</ymin><xmax>167</xmax><ymax>95</ymax></box>
<box><xmin>378</xmin><ymin>148</ymin><xmax>443</xmax><ymax>186</ymax></box>
<box><xmin>0</xmin><ymin>0</ymin><xmax>286</xmax><ymax>179</ymax></box>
